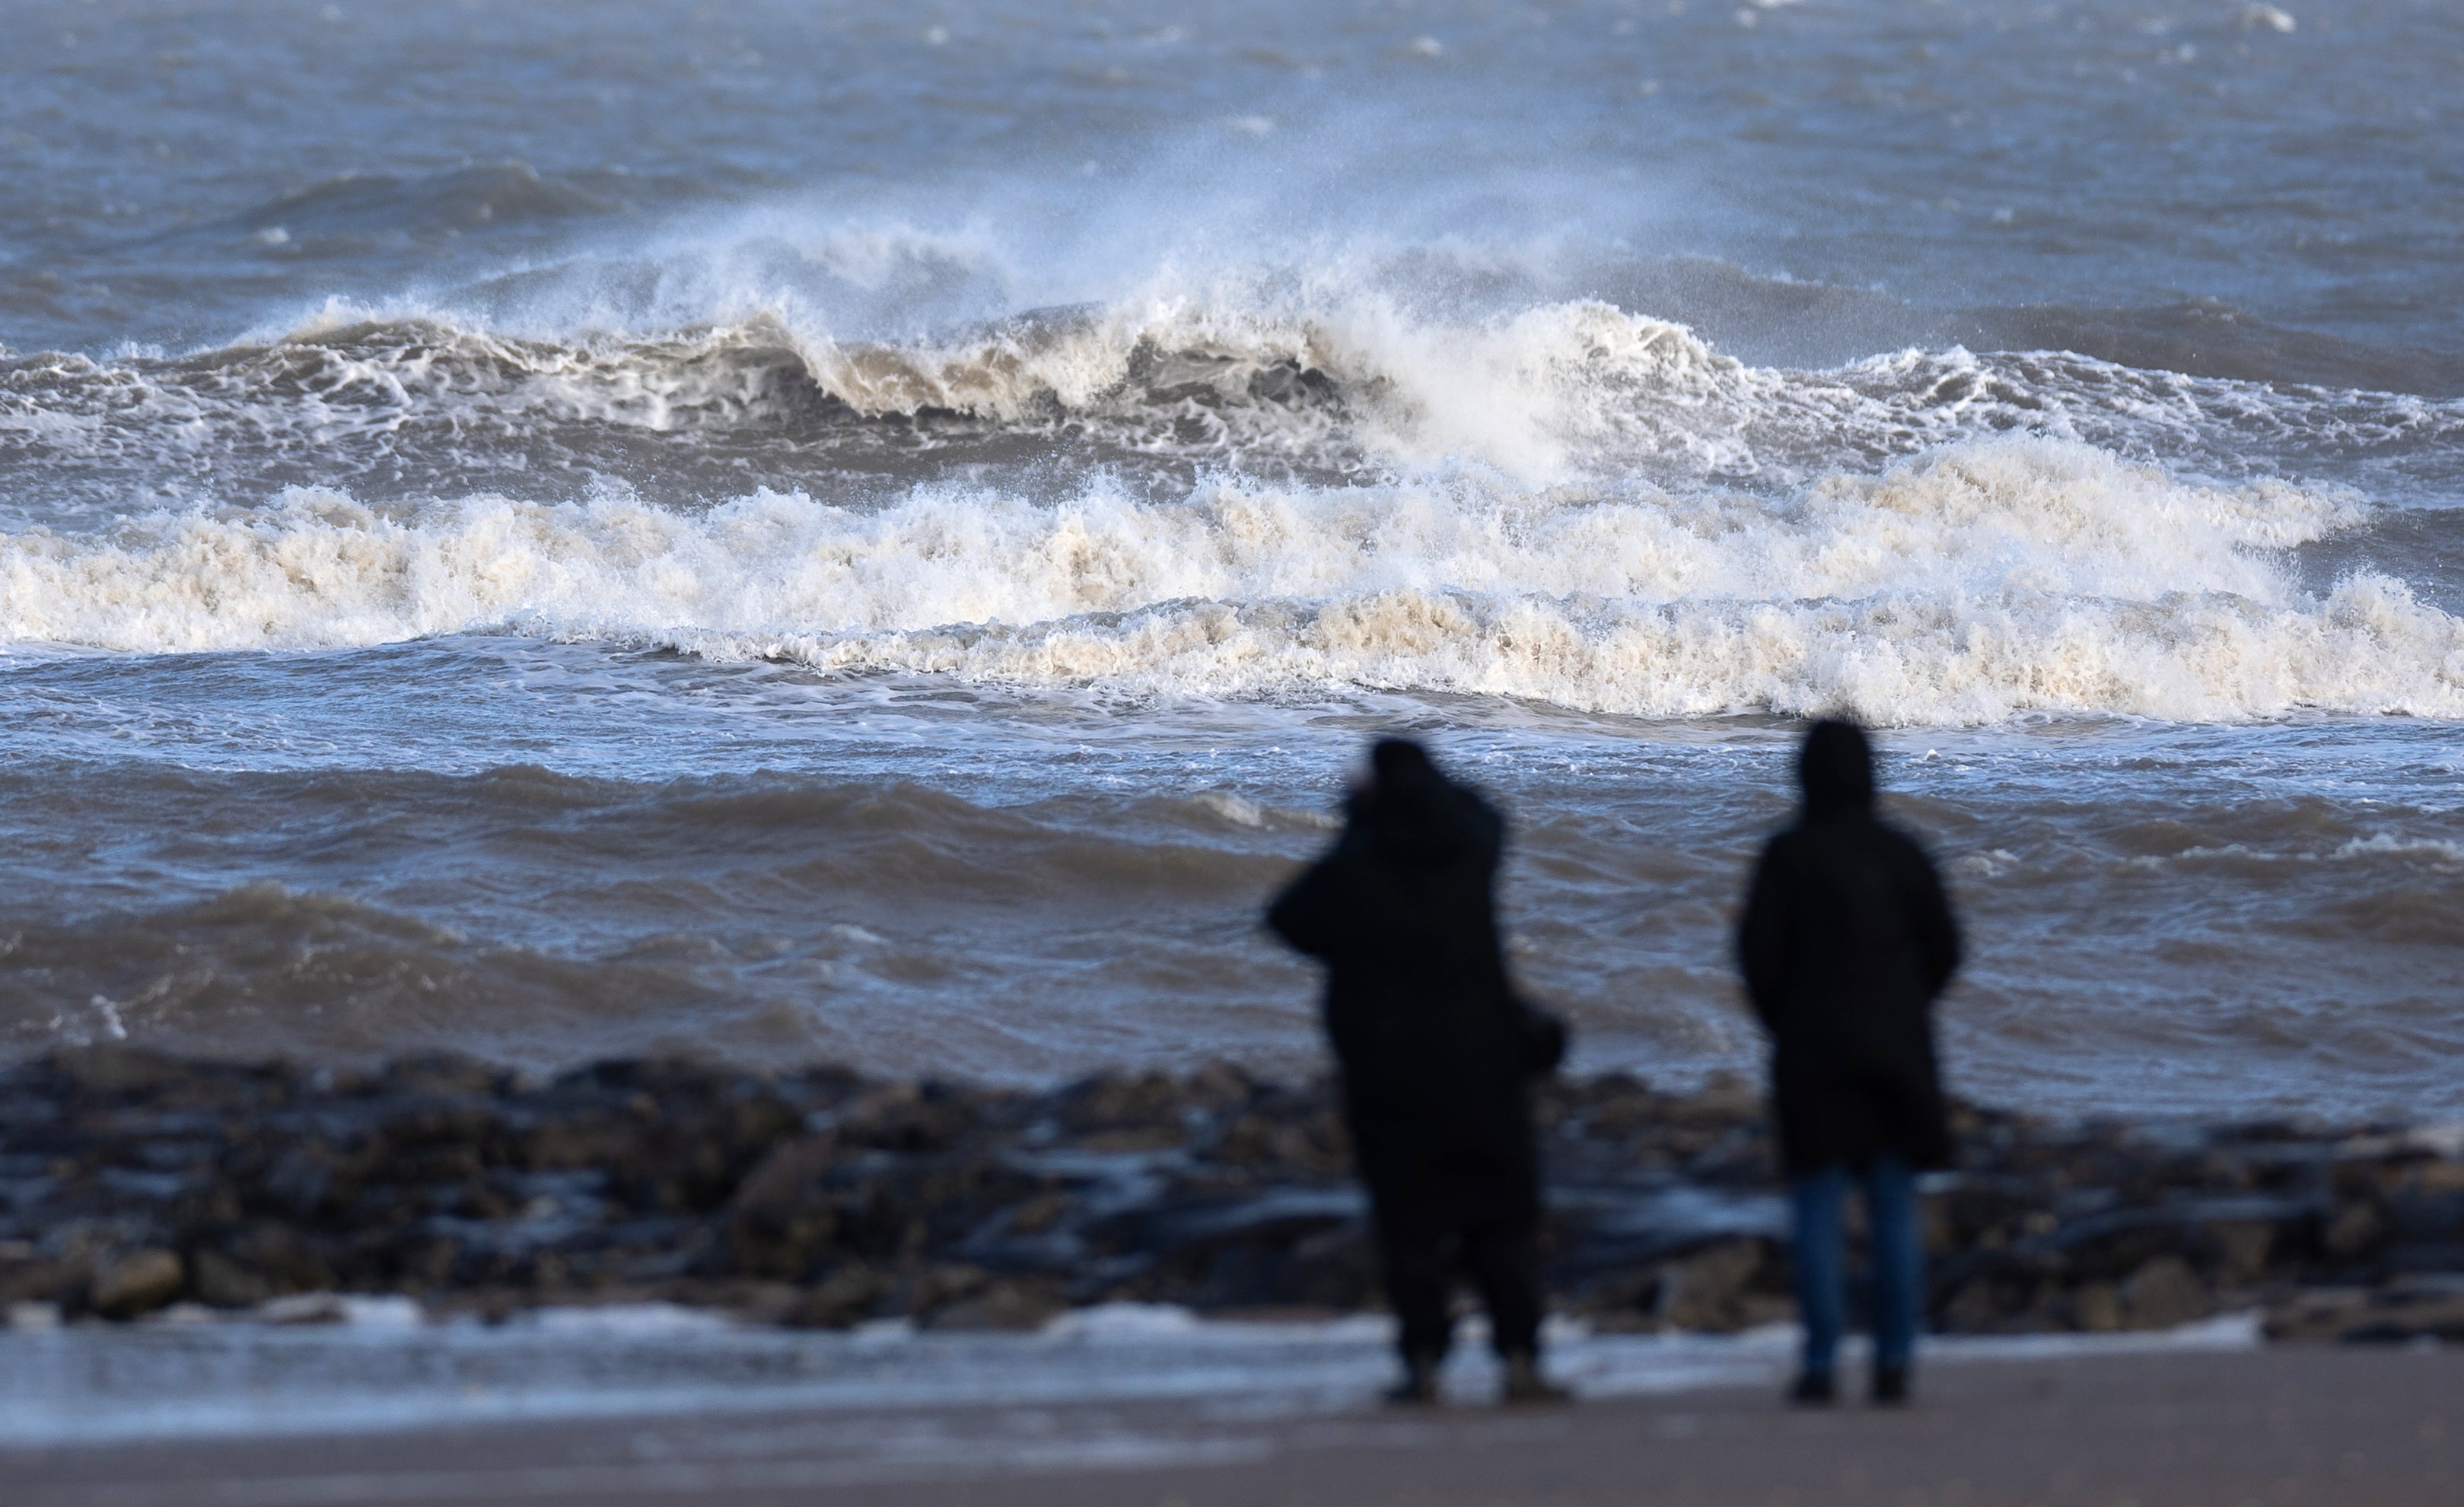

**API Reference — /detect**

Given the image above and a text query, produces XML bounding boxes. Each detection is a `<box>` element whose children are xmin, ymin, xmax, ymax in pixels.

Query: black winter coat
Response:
<box><xmin>1737</xmin><ymin>805</ymin><xmax>1961</xmax><ymax>1176</ymax></box>
<box><xmin>1266</xmin><ymin>756</ymin><xmax>1540</xmax><ymax>1224</ymax></box>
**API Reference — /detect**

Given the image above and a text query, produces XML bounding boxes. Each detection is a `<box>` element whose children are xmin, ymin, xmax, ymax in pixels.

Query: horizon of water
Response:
<box><xmin>5</xmin><ymin>0</ymin><xmax>2463</xmax><ymax>1124</ymax></box>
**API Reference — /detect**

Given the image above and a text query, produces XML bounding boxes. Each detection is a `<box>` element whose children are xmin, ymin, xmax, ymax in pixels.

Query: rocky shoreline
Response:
<box><xmin>3</xmin><ymin>1047</ymin><xmax>2461</xmax><ymax>1344</ymax></box>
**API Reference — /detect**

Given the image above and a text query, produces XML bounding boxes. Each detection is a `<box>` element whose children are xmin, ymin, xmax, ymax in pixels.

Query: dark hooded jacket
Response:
<box><xmin>1266</xmin><ymin>741</ymin><xmax>1542</xmax><ymax>1222</ymax></box>
<box><xmin>1737</xmin><ymin>721</ymin><xmax>1961</xmax><ymax>1175</ymax></box>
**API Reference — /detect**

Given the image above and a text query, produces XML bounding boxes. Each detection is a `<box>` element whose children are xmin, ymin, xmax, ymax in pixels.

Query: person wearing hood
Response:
<box><xmin>1267</xmin><ymin>738</ymin><xmax>1568</xmax><ymax>1406</ymax></box>
<box><xmin>1737</xmin><ymin>718</ymin><xmax>1961</xmax><ymax>1407</ymax></box>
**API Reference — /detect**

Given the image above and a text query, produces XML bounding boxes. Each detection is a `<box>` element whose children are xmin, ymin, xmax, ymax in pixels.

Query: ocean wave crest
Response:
<box><xmin>7</xmin><ymin>437</ymin><xmax>2452</xmax><ymax>724</ymax></box>
<box><xmin>14</xmin><ymin>295</ymin><xmax>2462</xmax><ymax>523</ymax></box>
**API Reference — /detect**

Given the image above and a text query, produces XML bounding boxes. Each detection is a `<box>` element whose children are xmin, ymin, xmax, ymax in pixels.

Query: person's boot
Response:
<box><xmin>1871</xmin><ymin>1362</ymin><xmax>1910</xmax><ymax>1406</ymax></box>
<box><xmin>1384</xmin><ymin>1349</ymin><xmax>1443</xmax><ymax>1406</ymax></box>
<box><xmin>1499</xmin><ymin>1351</ymin><xmax>1571</xmax><ymax>1405</ymax></box>
<box><xmin>1788</xmin><ymin>1369</ymin><xmax>1836</xmax><ymax>1406</ymax></box>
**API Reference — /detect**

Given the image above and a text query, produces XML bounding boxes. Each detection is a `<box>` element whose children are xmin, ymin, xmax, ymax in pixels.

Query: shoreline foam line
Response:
<box><xmin>0</xmin><ymin>1301</ymin><xmax>2263</xmax><ymax>1448</ymax></box>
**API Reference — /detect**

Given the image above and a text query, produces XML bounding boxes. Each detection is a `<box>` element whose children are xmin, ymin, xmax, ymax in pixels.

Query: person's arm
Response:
<box><xmin>1463</xmin><ymin>787</ymin><xmax>1506</xmax><ymax>877</ymax></box>
<box><xmin>1266</xmin><ymin>817</ymin><xmax>1371</xmax><ymax>959</ymax></box>
<box><xmin>1265</xmin><ymin>858</ymin><xmax>1339</xmax><ymax>959</ymax></box>
<box><xmin>1734</xmin><ymin>839</ymin><xmax>1790</xmax><ymax>1032</ymax></box>
<box><xmin>1898</xmin><ymin>838</ymin><xmax>1963</xmax><ymax>997</ymax></box>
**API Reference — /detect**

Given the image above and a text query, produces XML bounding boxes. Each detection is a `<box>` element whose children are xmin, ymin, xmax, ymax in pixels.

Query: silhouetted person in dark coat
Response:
<box><xmin>1268</xmin><ymin>738</ymin><xmax>1568</xmax><ymax>1406</ymax></box>
<box><xmin>1737</xmin><ymin>718</ymin><xmax>1959</xmax><ymax>1407</ymax></box>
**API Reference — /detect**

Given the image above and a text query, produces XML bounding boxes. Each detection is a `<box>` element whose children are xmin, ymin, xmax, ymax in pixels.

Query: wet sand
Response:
<box><xmin>8</xmin><ymin>1346</ymin><xmax>2459</xmax><ymax>1507</ymax></box>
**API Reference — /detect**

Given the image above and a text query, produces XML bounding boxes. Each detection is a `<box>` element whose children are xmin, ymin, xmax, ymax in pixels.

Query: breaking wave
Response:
<box><xmin>11</xmin><ymin>297</ymin><xmax>2463</xmax><ymax>523</ymax></box>
<box><xmin>6</xmin><ymin>435</ymin><xmax>2455</xmax><ymax>725</ymax></box>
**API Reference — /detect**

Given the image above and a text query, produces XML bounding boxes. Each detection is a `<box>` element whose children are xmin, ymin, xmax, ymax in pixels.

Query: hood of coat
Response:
<box><xmin>1353</xmin><ymin>739</ymin><xmax>1498</xmax><ymax>867</ymax></box>
<box><xmin>1797</xmin><ymin>718</ymin><xmax>1875</xmax><ymax>821</ymax></box>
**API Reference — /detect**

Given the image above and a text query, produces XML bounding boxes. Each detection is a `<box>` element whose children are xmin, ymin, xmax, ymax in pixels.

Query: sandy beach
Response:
<box><xmin>8</xmin><ymin>1344</ymin><xmax>2459</xmax><ymax>1507</ymax></box>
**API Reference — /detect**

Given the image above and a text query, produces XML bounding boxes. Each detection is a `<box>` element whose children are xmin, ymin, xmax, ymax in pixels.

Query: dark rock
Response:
<box><xmin>723</xmin><ymin>1133</ymin><xmax>843</xmax><ymax>1276</ymax></box>
<box><xmin>2324</xmin><ymin>1200</ymin><xmax>2388</xmax><ymax>1261</ymax></box>
<box><xmin>260</xmin><ymin>1144</ymin><xmax>342</xmax><ymax>1218</ymax></box>
<box><xmin>384</xmin><ymin>1054</ymin><xmax>506</xmax><ymax>1098</ymax></box>
<box><xmin>216</xmin><ymin>1219</ymin><xmax>337</xmax><ymax>1294</ymax></box>
<box><xmin>2265</xmin><ymin>1286</ymin><xmax>2375</xmax><ymax>1342</ymax></box>
<box><xmin>904</xmin><ymin>1263</ymin><xmax>990</xmax><ymax>1318</ymax></box>
<box><xmin>925</xmin><ymin>1277</ymin><xmax>1067</xmax><ymax>1331</ymax></box>
<box><xmin>1007</xmin><ymin>1191</ymin><xmax>1071</xmax><ymax>1235</ymax></box>
<box><xmin>191</xmin><ymin>1249</ymin><xmax>272</xmax><ymax>1308</ymax></box>
<box><xmin>1211</xmin><ymin>1108</ymin><xmax>1348</xmax><ymax>1175</ymax></box>
<box><xmin>1566</xmin><ymin>1266</ymin><xmax>1666</xmax><ymax>1332</ymax></box>
<box><xmin>56</xmin><ymin>1047</ymin><xmax>183</xmax><ymax>1098</ymax></box>
<box><xmin>0</xmin><ymin>1256</ymin><xmax>74</xmax><ymax>1306</ymax></box>
<box><xmin>784</xmin><ymin>1264</ymin><xmax>888</xmax><ymax>1329</ymax></box>
<box><xmin>8</xmin><ymin>1051</ymin><xmax>2464</xmax><ymax>1340</ymax></box>
<box><xmin>1182</xmin><ymin>1063</ymin><xmax>1258</xmax><ymax>1112</ymax></box>
<box><xmin>1657</xmin><ymin>1238</ymin><xmax>1782</xmax><ymax>1332</ymax></box>
<box><xmin>1668</xmin><ymin>1073</ymin><xmax>1762</xmax><ymax>1127</ymax></box>
<box><xmin>91</xmin><ymin>1248</ymin><xmax>185</xmax><ymax>1318</ymax></box>
<box><xmin>836</xmin><ymin>1085</ymin><xmax>976</xmax><ymax>1153</ymax></box>
<box><xmin>2120</xmin><ymin>1254</ymin><xmax>2212</xmax><ymax>1329</ymax></box>
<box><xmin>521</xmin><ymin>1121</ymin><xmax>641</xmax><ymax>1173</ymax></box>
<box><xmin>2065</xmin><ymin>1281</ymin><xmax>2125</xmax><ymax>1332</ymax></box>
<box><xmin>2272</xmin><ymin>1276</ymin><xmax>2464</xmax><ymax>1344</ymax></box>
<box><xmin>1940</xmin><ymin>1269</ymin><xmax>2051</xmax><ymax>1334</ymax></box>
<box><xmin>1060</xmin><ymin>1073</ymin><xmax>1186</xmax><ymax>1135</ymax></box>
<box><xmin>2208</xmin><ymin>1219</ymin><xmax>2279</xmax><ymax>1286</ymax></box>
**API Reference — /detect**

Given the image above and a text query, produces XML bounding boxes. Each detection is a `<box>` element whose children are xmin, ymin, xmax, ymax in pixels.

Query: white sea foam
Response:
<box><xmin>4</xmin><ymin>437</ymin><xmax>2450</xmax><ymax>724</ymax></box>
<box><xmin>199</xmin><ymin>296</ymin><xmax>1753</xmax><ymax>485</ymax></box>
<box><xmin>0</xmin><ymin>1298</ymin><xmax>2259</xmax><ymax>1447</ymax></box>
<box><xmin>29</xmin><ymin>287</ymin><xmax>2418</xmax><ymax>495</ymax></box>
<box><xmin>1192</xmin><ymin>790</ymin><xmax>1269</xmax><ymax>828</ymax></box>
<box><xmin>16</xmin><ymin>285</ymin><xmax>2462</xmax><ymax>559</ymax></box>
<box><xmin>2331</xmin><ymin>834</ymin><xmax>2464</xmax><ymax>866</ymax></box>
<box><xmin>2125</xmin><ymin>835</ymin><xmax>2464</xmax><ymax>870</ymax></box>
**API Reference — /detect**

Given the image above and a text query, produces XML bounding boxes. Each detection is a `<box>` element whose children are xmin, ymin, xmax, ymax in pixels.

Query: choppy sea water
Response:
<box><xmin>4</xmin><ymin>1</ymin><xmax>2461</xmax><ymax>1122</ymax></box>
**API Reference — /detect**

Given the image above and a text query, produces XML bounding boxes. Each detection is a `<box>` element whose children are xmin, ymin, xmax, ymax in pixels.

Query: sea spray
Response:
<box><xmin>14</xmin><ymin>297</ymin><xmax>2464</xmax><ymax>535</ymax></box>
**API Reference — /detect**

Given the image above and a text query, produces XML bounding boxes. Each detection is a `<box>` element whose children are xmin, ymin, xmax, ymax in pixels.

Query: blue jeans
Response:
<box><xmin>1788</xmin><ymin>1155</ymin><xmax>1922</xmax><ymax>1377</ymax></box>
